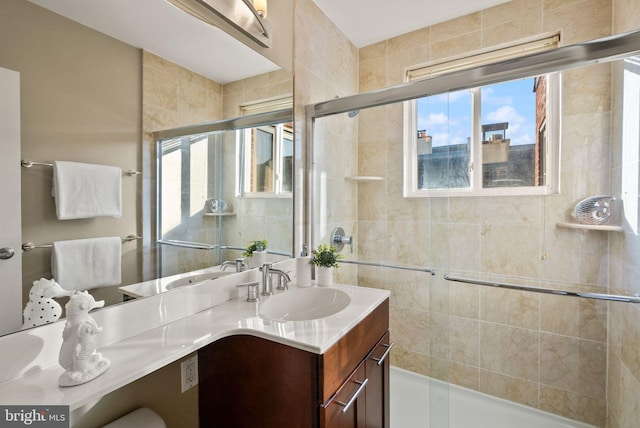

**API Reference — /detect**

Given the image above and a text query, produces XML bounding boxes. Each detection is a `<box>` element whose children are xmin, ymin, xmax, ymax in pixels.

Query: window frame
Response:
<box><xmin>403</xmin><ymin>37</ymin><xmax>561</xmax><ymax>198</ymax></box>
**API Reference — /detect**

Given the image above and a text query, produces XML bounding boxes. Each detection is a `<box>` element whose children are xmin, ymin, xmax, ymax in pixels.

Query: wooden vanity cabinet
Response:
<box><xmin>320</xmin><ymin>331</ymin><xmax>392</xmax><ymax>428</ymax></box>
<box><xmin>198</xmin><ymin>298</ymin><xmax>390</xmax><ymax>428</ymax></box>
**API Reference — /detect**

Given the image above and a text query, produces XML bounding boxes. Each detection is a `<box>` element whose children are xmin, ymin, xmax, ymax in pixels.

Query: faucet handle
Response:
<box><xmin>235</xmin><ymin>257</ymin><xmax>246</xmax><ymax>272</ymax></box>
<box><xmin>259</xmin><ymin>262</ymin><xmax>272</xmax><ymax>271</ymax></box>
<box><xmin>275</xmin><ymin>271</ymin><xmax>292</xmax><ymax>291</ymax></box>
<box><xmin>245</xmin><ymin>282</ymin><xmax>259</xmax><ymax>302</ymax></box>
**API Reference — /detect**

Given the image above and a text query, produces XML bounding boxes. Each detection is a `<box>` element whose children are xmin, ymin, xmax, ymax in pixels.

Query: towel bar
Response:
<box><xmin>444</xmin><ymin>274</ymin><xmax>640</xmax><ymax>304</ymax></box>
<box><xmin>21</xmin><ymin>159</ymin><xmax>141</xmax><ymax>176</ymax></box>
<box><xmin>22</xmin><ymin>235</ymin><xmax>141</xmax><ymax>252</ymax></box>
<box><xmin>341</xmin><ymin>259</ymin><xmax>436</xmax><ymax>275</ymax></box>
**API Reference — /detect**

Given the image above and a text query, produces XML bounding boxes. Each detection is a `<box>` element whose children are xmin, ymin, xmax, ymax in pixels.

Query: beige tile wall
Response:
<box><xmin>293</xmin><ymin>0</ymin><xmax>360</xmax><ymax>280</ymax></box>
<box><xmin>352</xmin><ymin>0</ymin><xmax>633</xmax><ymax>426</ymax></box>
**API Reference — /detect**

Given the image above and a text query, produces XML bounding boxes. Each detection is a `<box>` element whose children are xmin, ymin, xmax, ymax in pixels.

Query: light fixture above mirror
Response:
<box><xmin>166</xmin><ymin>0</ymin><xmax>272</xmax><ymax>48</ymax></box>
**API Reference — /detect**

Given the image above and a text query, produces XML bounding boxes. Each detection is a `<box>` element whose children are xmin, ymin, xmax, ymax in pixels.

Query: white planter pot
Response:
<box><xmin>248</xmin><ymin>250</ymin><xmax>267</xmax><ymax>269</ymax></box>
<box><xmin>316</xmin><ymin>266</ymin><xmax>334</xmax><ymax>287</ymax></box>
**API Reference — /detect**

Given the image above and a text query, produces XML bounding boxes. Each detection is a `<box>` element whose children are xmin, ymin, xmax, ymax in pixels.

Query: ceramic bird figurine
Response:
<box><xmin>22</xmin><ymin>278</ymin><xmax>73</xmax><ymax>329</ymax></box>
<box><xmin>58</xmin><ymin>291</ymin><xmax>110</xmax><ymax>387</ymax></box>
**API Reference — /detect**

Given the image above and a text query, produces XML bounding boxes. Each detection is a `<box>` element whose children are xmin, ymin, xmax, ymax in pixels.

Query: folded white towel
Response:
<box><xmin>51</xmin><ymin>237</ymin><xmax>122</xmax><ymax>291</ymax></box>
<box><xmin>52</xmin><ymin>160</ymin><xmax>122</xmax><ymax>220</ymax></box>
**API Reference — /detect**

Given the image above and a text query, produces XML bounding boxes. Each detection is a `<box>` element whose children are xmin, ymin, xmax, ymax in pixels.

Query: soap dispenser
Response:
<box><xmin>296</xmin><ymin>245</ymin><xmax>312</xmax><ymax>288</ymax></box>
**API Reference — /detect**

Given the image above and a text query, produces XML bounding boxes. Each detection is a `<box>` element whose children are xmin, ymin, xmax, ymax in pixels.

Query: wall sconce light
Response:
<box><xmin>253</xmin><ymin>0</ymin><xmax>267</xmax><ymax>18</ymax></box>
<box><xmin>166</xmin><ymin>0</ymin><xmax>272</xmax><ymax>48</ymax></box>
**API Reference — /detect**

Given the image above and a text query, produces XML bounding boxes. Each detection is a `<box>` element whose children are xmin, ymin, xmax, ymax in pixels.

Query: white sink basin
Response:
<box><xmin>260</xmin><ymin>287</ymin><xmax>351</xmax><ymax>321</ymax></box>
<box><xmin>166</xmin><ymin>271</ymin><xmax>232</xmax><ymax>290</ymax></box>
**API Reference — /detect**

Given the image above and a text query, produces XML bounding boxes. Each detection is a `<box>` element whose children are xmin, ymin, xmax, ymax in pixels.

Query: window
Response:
<box><xmin>238</xmin><ymin>123</ymin><xmax>293</xmax><ymax>197</ymax></box>
<box><xmin>403</xmin><ymin>36</ymin><xmax>560</xmax><ymax>197</ymax></box>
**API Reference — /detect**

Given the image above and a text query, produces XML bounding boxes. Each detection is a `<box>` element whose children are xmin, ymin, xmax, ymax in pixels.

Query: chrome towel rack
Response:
<box><xmin>22</xmin><ymin>234</ymin><xmax>141</xmax><ymax>252</ymax></box>
<box><xmin>341</xmin><ymin>259</ymin><xmax>436</xmax><ymax>275</ymax></box>
<box><xmin>21</xmin><ymin>159</ymin><xmax>141</xmax><ymax>176</ymax></box>
<box><xmin>444</xmin><ymin>274</ymin><xmax>640</xmax><ymax>304</ymax></box>
<box><xmin>157</xmin><ymin>240</ymin><xmax>293</xmax><ymax>257</ymax></box>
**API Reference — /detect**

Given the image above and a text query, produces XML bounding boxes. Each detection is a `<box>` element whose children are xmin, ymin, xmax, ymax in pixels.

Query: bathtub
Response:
<box><xmin>390</xmin><ymin>367</ymin><xmax>596</xmax><ymax>428</ymax></box>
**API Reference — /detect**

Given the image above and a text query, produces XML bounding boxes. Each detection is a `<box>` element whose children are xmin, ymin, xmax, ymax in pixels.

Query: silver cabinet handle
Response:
<box><xmin>373</xmin><ymin>342</ymin><xmax>394</xmax><ymax>366</ymax></box>
<box><xmin>336</xmin><ymin>378</ymin><xmax>368</xmax><ymax>413</ymax></box>
<box><xmin>0</xmin><ymin>247</ymin><xmax>15</xmax><ymax>260</ymax></box>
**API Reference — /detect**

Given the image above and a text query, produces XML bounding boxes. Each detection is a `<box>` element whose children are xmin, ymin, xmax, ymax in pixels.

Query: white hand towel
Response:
<box><xmin>52</xmin><ymin>160</ymin><xmax>122</xmax><ymax>220</ymax></box>
<box><xmin>51</xmin><ymin>237</ymin><xmax>122</xmax><ymax>291</ymax></box>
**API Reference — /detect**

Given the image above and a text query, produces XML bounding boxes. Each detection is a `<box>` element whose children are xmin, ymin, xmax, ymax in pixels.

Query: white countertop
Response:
<box><xmin>0</xmin><ymin>283</ymin><xmax>389</xmax><ymax>410</ymax></box>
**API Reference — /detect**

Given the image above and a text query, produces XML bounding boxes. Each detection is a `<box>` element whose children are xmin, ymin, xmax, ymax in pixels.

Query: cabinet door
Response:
<box><xmin>320</xmin><ymin>363</ymin><xmax>367</xmax><ymax>428</ymax></box>
<box><xmin>365</xmin><ymin>332</ymin><xmax>393</xmax><ymax>428</ymax></box>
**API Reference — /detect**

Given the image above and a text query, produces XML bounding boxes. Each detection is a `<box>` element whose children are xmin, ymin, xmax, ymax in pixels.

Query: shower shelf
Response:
<box><xmin>345</xmin><ymin>176</ymin><xmax>384</xmax><ymax>182</ymax></box>
<box><xmin>556</xmin><ymin>222</ymin><xmax>623</xmax><ymax>232</ymax></box>
<box><xmin>204</xmin><ymin>212</ymin><xmax>236</xmax><ymax>217</ymax></box>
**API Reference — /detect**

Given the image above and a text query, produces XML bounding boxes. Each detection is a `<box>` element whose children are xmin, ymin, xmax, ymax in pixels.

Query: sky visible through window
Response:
<box><xmin>416</xmin><ymin>78</ymin><xmax>536</xmax><ymax>147</ymax></box>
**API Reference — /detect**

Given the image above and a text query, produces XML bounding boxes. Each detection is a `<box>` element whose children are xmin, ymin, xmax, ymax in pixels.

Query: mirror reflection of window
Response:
<box><xmin>159</xmin><ymin>134</ymin><xmax>212</xmax><ymax>237</ymax></box>
<box><xmin>241</xmin><ymin>123</ymin><xmax>293</xmax><ymax>197</ymax></box>
<box><xmin>251</xmin><ymin>127</ymin><xmax>275</xmax><ymax>192</ymax></box>
<box><xmin>160</xmin><ymin>139</ymin><xmax>184</xmax><ymax>234</ymax></box>
<box><xmin>190</xmin><ymin>136</ymin><xmax>210</xmax><ymax>214</ymax></box>
<box><xmin>281</xmin><ymin>125</ymin><xmax>293</xmax><ymax>192</ymax></box>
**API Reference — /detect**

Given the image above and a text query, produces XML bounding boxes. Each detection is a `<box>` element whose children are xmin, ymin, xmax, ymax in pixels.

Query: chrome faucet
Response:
<box><xmin>221</xmin><ymin>257</ymin><xmax>246</xmax><ymax>272</ymax></box>
<box><xmin>259</xmin><ymin>263</ymin><xmax>291</xmax><ymax>296</ymax></box>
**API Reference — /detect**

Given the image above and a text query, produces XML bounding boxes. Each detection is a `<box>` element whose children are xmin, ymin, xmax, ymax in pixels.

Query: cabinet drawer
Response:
<box><xmin>319</xmin><ymin>298</ymin><xmax>389</xmax><ymax>402</ymax></box>
<box><xmin>320</xmin><ymin>362</ymin><xmax>367</xmax><ymax>428</ymax></box>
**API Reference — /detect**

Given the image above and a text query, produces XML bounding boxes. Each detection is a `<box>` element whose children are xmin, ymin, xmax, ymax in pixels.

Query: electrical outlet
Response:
<box><xmin>181</xmin><ymin>354</ymin><xmax>198</xmax><ymax>392</ymax></box>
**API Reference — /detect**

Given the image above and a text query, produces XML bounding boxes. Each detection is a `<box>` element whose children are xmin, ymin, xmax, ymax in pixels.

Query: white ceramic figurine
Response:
<box><xmin>22</xmin><ymin>278</ymin><xmax>73</xmax><ymax>329</ymax></box>
<box><xmin>58</xmin><ymin>291</ymin><xmax>110</xmax><ymax>387</ymax></box>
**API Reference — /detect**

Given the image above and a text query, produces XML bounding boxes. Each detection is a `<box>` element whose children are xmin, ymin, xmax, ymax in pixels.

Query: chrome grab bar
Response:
<box><xmin>444</xmin><ymin>274</ymin><xmax>640</xmax><ymax>304</ymax></box>
<box><xmin>341</xmin><ymin>259</ymin><xmax>436</xmax><ymax>275</ymax></box>
<box><xmin>157</xmin><ymin>240</ymin><xmax>216</xmax><ymax>250</ymax></box>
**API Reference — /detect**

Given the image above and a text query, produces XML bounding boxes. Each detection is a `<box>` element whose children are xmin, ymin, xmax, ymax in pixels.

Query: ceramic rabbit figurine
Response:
<box><xmin>22</xmin><ymin>278</ymin><xmax>73</xmax><ymax>329</ymax></box>
<box><xmin>58</xmin><ymin>291</ymin><xmax>110</xmax><ymax>387</ymax></box>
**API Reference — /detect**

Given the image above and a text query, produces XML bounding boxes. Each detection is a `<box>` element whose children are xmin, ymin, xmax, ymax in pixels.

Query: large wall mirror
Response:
<box><xmin>0</xmin><ymin>0</ymin><xmax>293</xmax><ymax>336</ymax></box>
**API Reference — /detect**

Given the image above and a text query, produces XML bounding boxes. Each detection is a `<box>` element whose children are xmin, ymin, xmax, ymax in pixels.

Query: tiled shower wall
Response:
<box><xmin>353</xmin><ymin>0</ymin><xmax>633</xmax><ymax>426</ymax></box>
<box><xmin>142</xmin><ymin>51</ymin><xmax>224</xmax><ymax>276</ymax></box>
<box><xmin>143</xmin><ymin>54</ymin><xmax>294</xmax><ymax>274</ymax></box>
<box><xmin>293</xmin><ymin>0</ymin><xmax>360</xmax><ymax>267</ymax></box>
<box><xmin>295</xmin><ymin>0</ymin><xmax>640</xmax><ymax>425</ymax></box>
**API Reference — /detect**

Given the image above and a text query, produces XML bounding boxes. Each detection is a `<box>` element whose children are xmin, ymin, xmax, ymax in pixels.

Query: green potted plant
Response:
<box><xmin>311</xmin><ymin>244</ymin><xmax>342</xmax><ymax>286</ymax></box>
<box><xmin>243</xmin><ymin>239</ymin><xmax>267</xmax><ymax>268</ymax></box>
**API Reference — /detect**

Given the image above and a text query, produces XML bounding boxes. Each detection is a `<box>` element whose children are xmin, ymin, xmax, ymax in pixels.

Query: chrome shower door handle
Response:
<box><xmin>0</xmin><ymin>247</ymin><xmax>15</xmax><ymax>260</ymax></box>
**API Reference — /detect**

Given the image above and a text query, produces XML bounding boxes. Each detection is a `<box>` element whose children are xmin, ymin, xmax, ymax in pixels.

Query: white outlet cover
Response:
<box><xmin>181</xmin><ymin>355</ymin><xmax>198</xmax><ymax>392</ymax></box>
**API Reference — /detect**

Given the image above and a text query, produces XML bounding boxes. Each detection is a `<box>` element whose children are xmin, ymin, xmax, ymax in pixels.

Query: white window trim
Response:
<box><xmin>240</xmin><ymin>95</ymin><xmax>293</xmax><ymax>115</ymax></box>
<box><xmin>403</xmin><ymin>35</ymin><xmax>561</xmax><ymax>198</ymax></box>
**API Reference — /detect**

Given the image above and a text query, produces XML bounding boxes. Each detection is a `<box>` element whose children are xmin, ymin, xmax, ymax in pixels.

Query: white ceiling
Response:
<box><xmin>312</xmin><ymin>0</ymin><xmax>512</xmax><ymax>48</ymax></box>
<box><xmin>27</xmin><ymin>0</ymin><xmax>280</xmax><ymax>84</ymax></box>
<box><xmin>27</xmin><ymin>0</ymin><xmax>512</xmax><ymax>83</ymax></box>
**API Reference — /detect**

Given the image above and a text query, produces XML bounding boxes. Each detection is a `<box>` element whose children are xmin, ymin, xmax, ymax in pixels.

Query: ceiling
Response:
<box><xmin>27</xmin><ymin>0</ymin><xmax>280</xmax><ymax>84</ymax></box>
<box><xmin>312</xmin><ymin>0</ymin><xmax>512</xmax><ymax>48</ymax></box>
<box><xmin>28</xmin><ymin>0</ymin><xmax>511</xmax><ymax>83</ymax></box>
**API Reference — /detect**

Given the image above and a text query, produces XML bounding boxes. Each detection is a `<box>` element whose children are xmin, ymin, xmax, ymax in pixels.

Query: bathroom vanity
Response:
<box><xmin>199</xmin><ymin>298</ymin><xmax>390</xmax><ymax>428</ymax></box>
<box><xmin>0</xmin><ymin>262</ymin><xmax>390</xmax><ymax>427</ymax></box>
